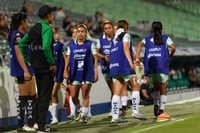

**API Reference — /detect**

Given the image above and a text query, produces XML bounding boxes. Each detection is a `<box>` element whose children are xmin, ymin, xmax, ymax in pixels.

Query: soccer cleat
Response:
<box><xmin>156</xmin><ymin>113</ymin><xmax>171</xmax><ymax>122</ymax></box>
<box><xmin>75</xmin><ymin>113</ymin><xmax>81</xmax><ymax>122</ymax></box>
<box><xmin>158</xmin><ymin>110</ymin><xmax>164</xmax><ymax>116</ymax></box>
<box><xmin>111</xmin><ymin>118</ymin><xmax>127</xmax><ymax>123</ymax></box>
<box><xmin>33</xmin><ymin>123</ymin><xmax>38</xmax><ymax>130</ymax></box>
<box><xmin>17</xmin><ymin>125</ymin><xmax>36</xmax><ymax>132</ymax></box>
<box><xmin>119</xmin><ymin>109</ymin><xmax>127</xmax><ymax>116</ymax></box>
<box><xmin>132</xmin><ymin>113</ymin><xmax>147</xmax><ymax>120</ymax></box>
<box><xmin>67</xmin><ymin>114</ymin><xmax>75</xmax><ymax>120</ymax></box>
<box><xmin>37</xmin><ymin>126</ymin><xmax>56</xmax><ymax>133</ymax></box>
<box><xmin>154</xmin><ymin>105</ymin><xmax>160</xmax><ymax>117</ymax></box>
<box><xmin>79</xmin><ymin>116</ymin><xmax>88</xmax><ymax>124</ymax></box>
<box><xmin>23</xmin><ymin>125</ymin><xmax>36</xmax><ymax>131</ymax></box>
<box><xmin>50</xmin><ymin>118</ymin><xmax>58</xmax><ymax>124</ymax></box>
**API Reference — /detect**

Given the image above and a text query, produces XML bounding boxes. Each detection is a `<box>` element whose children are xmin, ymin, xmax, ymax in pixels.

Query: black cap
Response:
<box><xmin>38</xmin><ymin>5</ymin><xmax>57</xmax><ymax>18</ymax></box>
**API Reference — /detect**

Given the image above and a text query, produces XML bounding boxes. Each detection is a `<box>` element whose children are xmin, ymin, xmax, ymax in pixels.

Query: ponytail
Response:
<box><xmin>8</xmin><ymin>12</ymin><xmax>27</xmax><ymax>43</ymax></box>
<box><xmin>116</xmin><ymin>19</ymin><xmax>129</xmax><ymax>41</ymax></box>
<box><xmin>152</xmin><ymin>21</ymin><xmax>163</xmax><ymax>45</ymax></box>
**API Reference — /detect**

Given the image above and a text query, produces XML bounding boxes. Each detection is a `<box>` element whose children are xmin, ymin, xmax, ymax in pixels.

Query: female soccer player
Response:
<box><xmin>97</xmin><ymin>21</ymin><xmax>114</xmax><ymax>103</ymax></box>
<box><xmin>9</xmin><ymin>12</ymin><xmax>36</xmax><ymax>131</ymax></box>
<box><xmin>64</xmin><ymin>24</ymin><xmax>98</xmax><ymax>123</ymax></box>
<box><xmin>136</xmin><ymin>21</ymin><xmax>176</xmax><ymax>119</ymax></box>
<box><xmin>109</xmin><ymin>20</ymin><xmax>146</xmax><ymax>123</ymax></box>
<box><xmin>49</xmin><ymin>27</ymin><xmax>66</xmax><ymax>124</ymax></box>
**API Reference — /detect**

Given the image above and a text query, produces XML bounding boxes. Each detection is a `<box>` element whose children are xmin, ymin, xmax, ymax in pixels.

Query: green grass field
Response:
<box><xmin>8</xmin><ymin>100</ymin><xmax>200</xmax><ymax>133</ymax></box>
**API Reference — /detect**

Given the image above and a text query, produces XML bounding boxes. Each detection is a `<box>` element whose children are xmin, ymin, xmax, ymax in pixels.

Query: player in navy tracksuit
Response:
<box><xmin>64</xmin><ymin>24</ymin><xmax>98</xmax><ymax>123</ymax></box>
<box><xmin>109</xmin><ymin>20</ymin><xmax>146</xmax><ymax>123</ymax></box>
<box><xmin>136</xmin><ymin>21</ymin><xmax>176</xmax><ymax>119</ymax></box>
<box><xmin>9</xmin><ymin>12</ymin><xmax>36</xmax><ymax>131</ymax></box>
<box><xmin>49</xmin><ymin>27</ymin><xmax>66</xmax><ymax>124</ymax></box>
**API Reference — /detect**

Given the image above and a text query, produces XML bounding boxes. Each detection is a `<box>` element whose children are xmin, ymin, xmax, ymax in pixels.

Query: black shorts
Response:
<box><xmin>16</xmin><ymin>76</ymin><xmax>32</xmax><ymax>84</ymax></box>
<box><xmin>16</xmin><ymin>76</ymin><xmax>25</xmax><ymax>84</ymax></box>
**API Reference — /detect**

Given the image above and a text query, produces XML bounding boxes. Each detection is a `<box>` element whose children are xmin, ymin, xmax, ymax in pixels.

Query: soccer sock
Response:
<box><xmin>153</xmin><ymin>91</ymin><xmax>160</xmax><ymax>106</ymax></box>
<box><xmin>75</xmin><ymin>104</ymin><xmax>81</xmax><ymax>115</ymax></box>
<box><xmin>51</xmin><ymin>103</ymin><xmax>58</xmax><ymax>120</ymax></box>
<box><xmin>81</xmin><ymin>107</ymin><xmax>88</xmax><ymax>117</ymax></box>
<box><xmin>87</xmin><ymin>105</ymin><xmax>92</xmax><ymax>117</ymax></box>
<box><xmin>70</xmin><ymin>96</ymin><xmax>76</xmax><ymax>116</ymax></box>
<box><xmin>112</xmin><ymin>95</ymin><xmax>120</xmax><ymax>119</ymax></box>
<box><xmin>132</xmin><ymin>91</ymin><xmax>140</xmax><ymax>115</ymax></box>
<box><xmin>26</xmin><ymin>95</ymin><xmax>36</xmax><ymax>127</ymax></box>
<box><xmin>160</xmin><ymin>95</ymin><xmax>167</xmax><ymax>110</ymax></box>
<box><xmin>119</xmin><ymin>97</ymin><xmax>122</xmax><ymax>109</ymax></box>
<box><xmin>121</xmin><ymin>96</ymin><xmax>128</xmax><ymax>107</ymax></box>
<box><xmin>49</xmin><ymin>105</ymin><xmax>53</xmax><ymax>115</ymax></box>
<box><xmin>17</xmin><ymin>96</ymin><xmax>27</xmax><ymax>128</ymax></box>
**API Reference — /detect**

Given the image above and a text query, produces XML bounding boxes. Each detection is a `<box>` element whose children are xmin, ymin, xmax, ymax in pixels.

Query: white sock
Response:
<box><xmin>153</xmin><ymin>91</ymin><xmax>160</xmax><ymax>105</ymax></box>
<box><xmin>49</xmin><ymin>105</ymin><xmax>52</xmax><ymax>112</ymax></box>
<box><xmin>132</xmin><ymin>91</ymin><xmax>140</xmax><ymax>114</ymax></box>
<box><xmin>112</xmin><ymin>95</ymin><xmax>120</xmax><ymax>119</ymax></box>
<box><xmin>51</xmin><ymin>103</ymin><xmax>58</xmax><ymax>119</ymax></box>
<box><xmin>87</xmin><ymin>105</ymin><xmax>92</xmax><ymax>117</ymax></box>
<box><xmin>119</xmin><ymin>97</ymin><xmax>122</xmax><ymax>109</ymax></box>
<box><xmin>81</xmin><ymin>107</ymin><xmax>88</xmax><ymax>117</ymax></box>
<box><xmin>70</xmin><ymin>96</ymin><xmax>76</xmax><ymax>116</ymax></box>
<box><xmin>160</xmin><ymin>95</ymin><xmax>167</xmax><ymax>110</ymax></box>
<box><xmin>121</xmin><ymin>96</ymin><xmax>128</xmax><ymax>106</ymax></box>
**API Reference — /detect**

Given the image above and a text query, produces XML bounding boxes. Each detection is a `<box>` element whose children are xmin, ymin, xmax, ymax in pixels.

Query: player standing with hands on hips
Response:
<box><xmin>19</xmin><ymin>5</ymin><xmax>57</xmax><ymax>132</ymax></box>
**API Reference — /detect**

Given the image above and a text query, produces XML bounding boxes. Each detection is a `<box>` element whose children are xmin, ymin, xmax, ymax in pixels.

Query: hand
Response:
<box><xmin>24</xmin><ymin>71</ymin><xmax>31</xmax><ymax>81</ymax></box>
<box><xmin>104</xmin><ymin>55</ymin><xmax>109</xmax><ymax>62</ymax></box>
<box><xmin>94</xmin><ymin>68</ymin><xmax>99</xmax><ymax>83</ymax></box>
<box><xmin>63</xmin><ymin>70</ymin><xmax>69</xmax><ymax>82</ymax></box>
<box><xmin>49</xmin><ymin>65</ymin><xmax>56</xmax><ymax>72</ymax></box>
<box><xmin>130</xmin><ymin>64</ymin><xmax>135</xmax><ymax>71</ymax></box>
<box><xmin>135</xmin><ymin>59</ymin><xmax>140</xmax><ymax>66</ymax></box>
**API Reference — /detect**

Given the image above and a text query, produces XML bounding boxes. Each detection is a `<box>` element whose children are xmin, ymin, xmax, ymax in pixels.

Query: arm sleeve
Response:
<box><xmin>42</xmin><ymin>28</ymin><xmax>55</xmax><ymax>65</ymax></box>
<box><xmin>123</xmin><ymin>33</ymin><xmax>131</xmax><ymax>44</ymax></box>
<box><xmin>166</xmin><ymin>37</ymin><xmax>174</xmax><ymax>47</ymax></box>
<box><xmin>96</xmin><ymin>39</ymin><xmax>100</xmax><ymax>49</ymax></box>
<box><xmin>122</xmin><ymin>33</ymin><xmax>132</xmax><ymax>48</ymax></box>
<box><xmin>14</xmin><ymin>33</ymin><xmax>22</xmax><ymax>45</ymax></box>
<box><xmin>19</xmin><ymin>33</ymin><xmax>30</xmax><ymax>64</ymax></box>
<box><xmin>66</xmin><ymin>46</ymin><xmax>71</xmax><ymax>56</ymax></box>
<box><xmin>141</xmin><ymin>38</ymin><xmax>146</xmax><ymax>45</ymax></box>
<box><xmin>91</xmin><ymin>42</ymin><xmax>97</xmax><ymax>55</ymax></box>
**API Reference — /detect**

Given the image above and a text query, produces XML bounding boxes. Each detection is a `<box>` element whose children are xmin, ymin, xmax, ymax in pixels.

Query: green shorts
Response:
<box><xmin>103</xmin><ymin>73</ymin><xmax>112</xmax><ymax>81</ymax></box>
<box><xmin>71</xmin><ymin>81</ymin><xmax>92</xmax><ymax>85</ymax></box>
<box><xmin>112</xmin><ymin>74</ymin><xmax>134</xmax><ymax>83</ymax></box>
<box><xmin>148</xmin><ymin>73</ymin><xmax>168</xmax><ymax>83</ymax></box>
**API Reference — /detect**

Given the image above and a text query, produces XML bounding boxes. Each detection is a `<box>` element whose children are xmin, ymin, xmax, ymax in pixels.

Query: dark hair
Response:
<box><xmin>116</xmin><ymin>19</ymin><xmax>129</xmax><ymax>41</ymax></box>
<box><xmin>152</xmin><ymin>21</ymin><xmax>163</xmax><ymax>45</ymax></box>
<box><xmin>117</xmin><ymin>19</ymin><xmax>129</xmax><ymax>30</ymax></box>
<box><xmin>8</xmin><ymin>12</ymin><xmax>27</xmax><ymax>42</ymax></box>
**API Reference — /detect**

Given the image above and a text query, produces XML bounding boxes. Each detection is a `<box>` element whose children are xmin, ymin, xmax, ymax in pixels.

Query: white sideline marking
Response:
<box><xmin>167</xmin><ymin>97</ymin><xmax>200</xmax><ymax>105</ymax></box>
<box><xmin>131</xmin><ymin>118</ymin><xmax>189</xmax><ymax>133</ymax></box>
